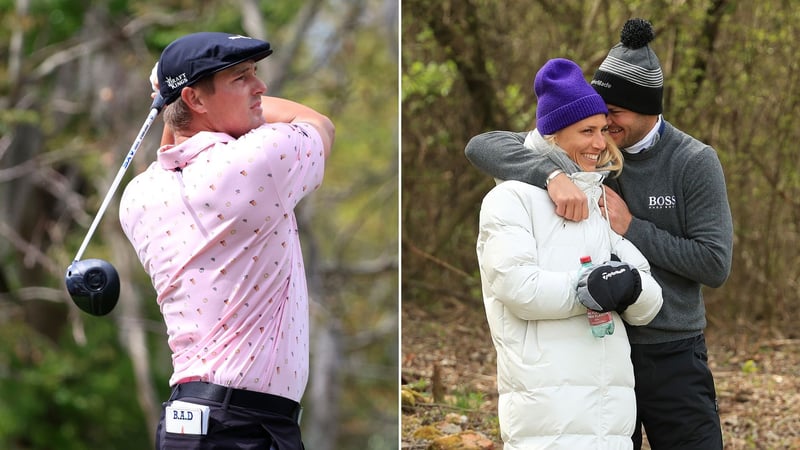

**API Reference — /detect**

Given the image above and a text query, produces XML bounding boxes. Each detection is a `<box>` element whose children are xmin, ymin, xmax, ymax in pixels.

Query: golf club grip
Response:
<box><xmin>72</xmin><ymin>101</ymin><xmax>163</xmax><ymax>262</ymax></box>
<box><xmin>151</xmin><ymin>93</ymin><xmax>166</xmax><ymax>112</ymax></box>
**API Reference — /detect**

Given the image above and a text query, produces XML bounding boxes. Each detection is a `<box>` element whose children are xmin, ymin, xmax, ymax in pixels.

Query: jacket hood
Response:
<box><xmin>523</xmin><ymin>130</ymin><xmax>608</xmax><ymax>200</ymax></box>
<box><xmin>523</xmin><ymin>129</ymin><xmax>577</xmax><ymax>174</ymax></box>
<box><xmin>569</xmin><ymin>171</ymin><xmax>606</xmax><ymax>204</ymax></box>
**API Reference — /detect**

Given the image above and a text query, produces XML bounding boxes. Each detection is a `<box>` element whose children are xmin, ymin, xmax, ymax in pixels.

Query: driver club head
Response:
<box><xmin>65</xmin><ymin>259</ymin><xmax>120</xmax><ymax>316</ymax></box>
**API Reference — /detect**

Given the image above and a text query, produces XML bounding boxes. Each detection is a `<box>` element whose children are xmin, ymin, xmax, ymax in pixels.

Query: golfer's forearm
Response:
<box><xmin>259</xmin><ymin>96</ymin><xmax>322</xmax><ymax>124</ymax></box>
<box><xmin>260</xmin><ymin>96</ymin><xmax>335</xmax><ymax>158</ymax></box>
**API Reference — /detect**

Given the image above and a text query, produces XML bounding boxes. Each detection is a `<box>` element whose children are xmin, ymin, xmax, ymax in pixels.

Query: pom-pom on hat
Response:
<box><xmin>591</xmin><ymin>18</ymin><xmax>663</xmax><ymax>114</ymax></box>
<box><xmin>535</xmin><ymin>58</ymin><xmax>609</xmax><ymax>135</ymax></box>
<box><xmin>158</xmin><ymin>32</ymin><xmax>273</xmax><ymax>105</ymax></box>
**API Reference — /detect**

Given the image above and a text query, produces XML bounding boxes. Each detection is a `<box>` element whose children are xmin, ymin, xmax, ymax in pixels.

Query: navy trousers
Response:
<box><xmin>155</xmin><ymin>382</ymin><xmax>304</xmax><ymax>450</ymax></box>
<box><xmin>631</xmin><ymin>334</ymin><xmax>723</xmax><ymax>450</ymax></box>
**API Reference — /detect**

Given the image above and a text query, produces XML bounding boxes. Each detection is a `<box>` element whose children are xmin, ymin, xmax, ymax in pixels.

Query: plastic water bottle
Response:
<box><xmin>580</xmin><ymin>256</ymin><xmax>615</xmax><ymax>338</ymax></box>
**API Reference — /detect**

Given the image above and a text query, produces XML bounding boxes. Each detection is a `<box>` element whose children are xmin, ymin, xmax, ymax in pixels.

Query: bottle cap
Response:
<box><xmin>580</xmin><ymin>256</ymin><xmax>592</xmax><ymax>264</ymax></box>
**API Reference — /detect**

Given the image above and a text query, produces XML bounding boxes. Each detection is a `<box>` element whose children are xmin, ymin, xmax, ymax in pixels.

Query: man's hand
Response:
<box><xmin>547</xmin><ymin>173</ymin><xmax>588</xmax><ymax>221</ymax></box>
<box><xmin>599</xmin><ymin>187</ymin><xmax>633</xmax><ymax>235</ymax></box>
<box><xmin>146</xmin><ymin>61</ymin><xmax>174</xmax><ymax>146</ymax></box>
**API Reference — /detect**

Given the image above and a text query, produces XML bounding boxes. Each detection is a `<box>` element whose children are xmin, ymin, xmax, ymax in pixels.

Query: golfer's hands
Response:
<box><xmin>149</xmin><ymin>61</ymin><xmax>173</xmax><ymax>145</ymax></box>
<box><xmin>599</xmin><ymin>187</ymin><xmax>633</xmax><ymax>235</ymax></box>
<box><xmin>149</xmin><ymin>62</ymin><xmax>159</xmax><ymax>99</ymax></box>
<box><xmin>547</xmin><ymin>173</ymin><xmax>588</xmax><ymax>222</ymax></box>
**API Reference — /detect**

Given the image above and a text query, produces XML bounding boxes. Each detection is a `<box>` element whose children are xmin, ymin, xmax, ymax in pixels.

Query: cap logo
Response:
<box><xmin>592</xmin><ymin>80</ymin><xmax>612</xmax><ymax>89</ymax></box>
<box><xmin>165</xmin><ymin>73</ymin><xmax>188</xmax><ymax>90</ymax></box>
<box><xmin>228</xmin><ymin>35</ymin><xmax>251</xmax><ymax>40</ymax></box>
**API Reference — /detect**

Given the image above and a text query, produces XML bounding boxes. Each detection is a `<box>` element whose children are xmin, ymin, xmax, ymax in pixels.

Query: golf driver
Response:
<box><xmin>65</xmin><ymin>94</ymin><xmax>165</xmax><ymax>316</ymax></box>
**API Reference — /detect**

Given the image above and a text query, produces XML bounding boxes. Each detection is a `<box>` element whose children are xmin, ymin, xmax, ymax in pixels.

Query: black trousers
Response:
<box><xmin>631</xmin><ymin>334</ymin><xmax>723</xmax><ymax>450</ymax></box>
<box><xmin>155</xmin><ymin>382</ymin><xmax>304</xmax><ymax>450</ymax></box>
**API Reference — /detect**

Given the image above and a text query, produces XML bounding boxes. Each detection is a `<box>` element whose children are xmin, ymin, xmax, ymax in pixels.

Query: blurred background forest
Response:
<box><xmin>0</xmin><ymin>1</ymin><xmax>398</xmax><ymax>449</ymax></box>
<box><xmin>402</xmin><ymin>0</ymin><xmax>800</xmax><ymax>340</ymax></box>
<box><xmin>402</xmin><ymin>0</ymin><xmax>800</xmax><ymax>446</ymax></box>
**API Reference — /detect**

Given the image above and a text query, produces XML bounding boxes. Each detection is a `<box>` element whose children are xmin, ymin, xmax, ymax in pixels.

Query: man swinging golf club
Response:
<box><xmin>119</xmin><ymin>32</ymin><xmax>334</xmax><ymax>449</ymax></box>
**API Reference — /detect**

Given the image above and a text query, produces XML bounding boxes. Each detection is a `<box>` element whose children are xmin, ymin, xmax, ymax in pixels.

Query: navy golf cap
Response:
<box><xmin>157</xmin><ymin>32</ymin><xmax>273</xmax><ymax>105</ymax></box>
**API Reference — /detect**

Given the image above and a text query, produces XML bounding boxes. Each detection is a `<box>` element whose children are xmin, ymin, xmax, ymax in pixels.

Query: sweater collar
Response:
<box><xmin>623</xmin><ymin>115</ymin><xmax>664</xmax><ymax>154</ymax></box>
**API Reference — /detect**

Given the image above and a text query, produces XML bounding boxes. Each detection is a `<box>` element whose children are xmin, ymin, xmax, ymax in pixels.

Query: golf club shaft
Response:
<box><xmin>72</xmin><ymin>95</ymin><xmax>165</xmax><ymax>263</ymax></box>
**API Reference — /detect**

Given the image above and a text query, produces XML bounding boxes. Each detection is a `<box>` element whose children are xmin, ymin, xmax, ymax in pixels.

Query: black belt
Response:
<box><xmin>173</xmin><ymin>382</ymin><xmax>301</xmax><ymax>422</ymax></box>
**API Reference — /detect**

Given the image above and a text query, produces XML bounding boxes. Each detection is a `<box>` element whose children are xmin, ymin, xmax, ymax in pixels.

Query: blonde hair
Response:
<box><xmin>543</xmin><ymin>133</ymin><xmax>624</xmax><ymax>177</ymax></box>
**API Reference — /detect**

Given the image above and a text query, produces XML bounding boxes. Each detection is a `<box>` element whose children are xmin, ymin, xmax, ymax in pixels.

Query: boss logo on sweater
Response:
<box><xmin>648</xmin><ymin>195</ymin><xmax>677</xmax><ymax>209</ymax></box>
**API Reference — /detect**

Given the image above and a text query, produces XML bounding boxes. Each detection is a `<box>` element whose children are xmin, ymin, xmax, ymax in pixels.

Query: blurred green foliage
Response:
<box><xmin>402</xmin><ymin>0</ymin><xmax>800</xmax><ymax>331</ymax></box>
<box><xmin>0</xmin><ymin>320</ymin><xmax>156</xmax><ymax>449</ymax></box>
<box><xmin>0</xmin><ymin>1</ymin><xmax>397</xmax><ymax>449</ymax></box>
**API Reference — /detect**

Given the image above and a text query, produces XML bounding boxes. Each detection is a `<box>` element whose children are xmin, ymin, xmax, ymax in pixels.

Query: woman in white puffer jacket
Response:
<box><xmin>475</xmin><ymin>58</ymin><xmax>663</xmax><ymax>450</ymax></box>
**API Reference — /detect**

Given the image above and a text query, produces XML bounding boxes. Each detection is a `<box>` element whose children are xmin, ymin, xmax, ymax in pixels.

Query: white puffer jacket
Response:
<box><xmin>477</xmin><ymin>170</ymin><xmax>663</xmax><ymax>450</ymax></box>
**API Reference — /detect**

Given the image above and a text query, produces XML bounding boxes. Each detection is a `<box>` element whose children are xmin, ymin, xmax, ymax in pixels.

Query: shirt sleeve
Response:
<box><xmin>465</xmin><ymin>131</ymin><xmax>560</xmax><ymax>188</ymax></box>
<box><xmin>248</xmin><ymin>122</ymin><xmax>326</xmax><ymax>209</ymax></box>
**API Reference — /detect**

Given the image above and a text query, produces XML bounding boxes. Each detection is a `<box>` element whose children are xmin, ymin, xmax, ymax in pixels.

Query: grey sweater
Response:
<box><xmin>465</xmin><ymin>122</ymin><xmax>734</xmax><ymax>344</ymax></box>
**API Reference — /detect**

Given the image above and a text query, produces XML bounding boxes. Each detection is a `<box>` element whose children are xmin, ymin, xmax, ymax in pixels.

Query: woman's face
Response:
<box><xmin>553</xmin><ymin>114</ymin><xmax>609</xmax><ymax>171</ymax></box>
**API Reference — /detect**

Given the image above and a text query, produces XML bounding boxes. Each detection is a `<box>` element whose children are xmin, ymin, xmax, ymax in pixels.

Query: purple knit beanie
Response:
<box><xmin>535</xmin><ymin>58</ymin><xmax>608</xmax><ymax>135</ymax></box>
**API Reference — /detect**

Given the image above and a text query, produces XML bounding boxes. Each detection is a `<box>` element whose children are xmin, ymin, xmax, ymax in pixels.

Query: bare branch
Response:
<box><xmin>267</xmin><ymin>0</ymin><xmax>326</xmax><ymax>93</ymax></box>
<box><xmin>31</xmin><ymin>12</ymin><xmax>197</xmax><ymax>82</ymax></box>
<box><xmin>5</xmin><ymin>0</ymin><xmax>30</xmax><ymax>105</ymax></box>
<box><xmin>239</xmin><ymin>0</ymin><xmax>268</xmax><ymax>40</ymax></box>
<box><xmin>0</xmin><ymin>286</ymin><xmax>65</xmax><ymax>303</ymax></box>
<box><xmin>320</xmin><ymin>255</ymin><xmax>397</xmax><ymax>276</ymax></box>
<box><xmin>0</xmin><ymin>221</ymin><xmax>60</xmax><ymax>274</ymax></box>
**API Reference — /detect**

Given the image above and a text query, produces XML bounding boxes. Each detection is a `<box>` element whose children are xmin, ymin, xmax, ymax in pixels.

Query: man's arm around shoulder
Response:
<box><xmin>465</xmin><ymin>130</ymin><xmax>588</xmax><ymax>221</ymax></box>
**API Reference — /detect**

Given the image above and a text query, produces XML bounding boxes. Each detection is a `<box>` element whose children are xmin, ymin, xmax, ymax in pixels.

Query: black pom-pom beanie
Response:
<box><xmin>591</xmin><ymin>18</ymin><xmax>663</xmax><ymax>115</ymax></box>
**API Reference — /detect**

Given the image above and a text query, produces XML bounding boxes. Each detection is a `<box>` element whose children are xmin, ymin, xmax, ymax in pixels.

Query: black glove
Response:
<box><xmin>577</xmin><ymin>261</ymin><xmax>642</xmax><ymax>313</ymax></box>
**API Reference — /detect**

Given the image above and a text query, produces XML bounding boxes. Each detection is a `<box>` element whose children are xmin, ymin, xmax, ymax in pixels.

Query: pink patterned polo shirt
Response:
<box><xmin>119</xmin><ymin>122</ymin><xmax>325</xmax><ymax>402</ymax></box>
